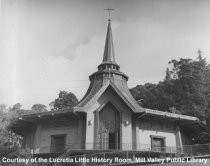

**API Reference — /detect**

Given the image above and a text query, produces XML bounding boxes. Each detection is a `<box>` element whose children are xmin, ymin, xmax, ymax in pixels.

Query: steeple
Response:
<box><xmin>97</xmin><ymin>19</ymin><xmax>120</xmax><ymax>72</ymax></box>
<box><xmin>88</xmin><ymin>9</ymin><xmax>128</xmax><ymax>82</ymax></box>
<box><xmin>76</xmin><ymin>15</ymin><xmax>144</xmax><ymax>113</ymax></box>
<box><xmin>102</xmin><ymin>19</ymin><xmax>116</xmax><ymax>64</ymax></box>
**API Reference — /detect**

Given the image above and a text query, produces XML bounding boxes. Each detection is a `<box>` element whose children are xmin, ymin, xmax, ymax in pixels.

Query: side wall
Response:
<box><xmin>137</xmin><ymin>120</ymin><xmax>182</xmax><ymax>153</ymax></box>
<box><xmin>25</xmin><ymin>118</ymin><xmax>82</xmax><ymax>154</ymax></box>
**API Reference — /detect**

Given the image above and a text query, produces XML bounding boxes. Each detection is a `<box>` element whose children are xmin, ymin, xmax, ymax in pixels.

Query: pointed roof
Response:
<box><xmin>102</xmin><ymin>19</ymin><xmax>116</xmax><ymax>64</ymax></box>
<box><xmin>75</xmin><ymin>81</ymin><xmax>144</xmax><ymax>113</ymax></box>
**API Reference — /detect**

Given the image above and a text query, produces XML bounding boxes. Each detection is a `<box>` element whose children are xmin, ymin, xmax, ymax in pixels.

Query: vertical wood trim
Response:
<box><xmin>176</xmin><ymin>125</ymin><xmax>183</xmax><ymax>153</ymax></box>
<box><xmin>94</xmin><ymin>111</ymin><xmax>99</xmax><ymax>149</ymax></box>
<box><xmin>34</xmin><ymin>125</ymin><xmax>42</xmax><ymax>152</ymax></box>
<box><xmin>82</xmin><ymin>115</ymin><xmax>86</xmax><ymax>149</ymax></box>
<box><xmin>120</xmin><ymin>111</ymin><xmax>122</xmax><ymax>150</ymax></box>
<box><xmin>136</xmin><ymin>120</ymin><xmax>140</xmax><ymax>150</ymax></box>
<box><xmin>132</xmin><ymin>116</ymin><xmax>136</xmax><ymax>150</ymax></box>
<box><xmin>77</xmin><ymin>119</ymin><xmax>83</xmax><ymax>149</ymax></box>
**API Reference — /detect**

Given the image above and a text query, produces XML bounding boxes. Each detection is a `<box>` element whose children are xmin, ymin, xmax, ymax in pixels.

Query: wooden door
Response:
<box><xmin>51</xmin><ymin>135</ymin><xmax>66</xmax><ymax>153</ymax></box>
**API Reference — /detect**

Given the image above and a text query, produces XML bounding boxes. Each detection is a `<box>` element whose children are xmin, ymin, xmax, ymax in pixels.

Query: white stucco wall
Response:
<box><xmin>139</xmin><ymin>129</ymin><xmax>176</xmax><ymax>149</ymax></box>
<box><xmin>32</xmin><ymin>120</ymin><xmax>79</xmax><ymax>154</ymax></box>
<box><xmin>138</xmin><ymin>121</ymin><xmax>177</xmax><ymax>153</ymax></box>
<box><xmin>121</xmin><ymin>108</ymin><xmax>132</xmax><ymax>150</ymax></box>
<box><xmin>85</xmin><ymin>112</ymin><xmax>95</xmax><ymax>150</ymax></box>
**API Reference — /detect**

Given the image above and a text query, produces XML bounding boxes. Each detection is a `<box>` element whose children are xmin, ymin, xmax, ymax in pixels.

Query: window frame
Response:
<box><xmin>50</xmin><ymin>134</ymin><xmax>67</xmax><ymax>153</ymax></box>
<box><xmin>150</xmin><ymin>135</ymin><xmax>166</xmax><ymax>152</ymax></box>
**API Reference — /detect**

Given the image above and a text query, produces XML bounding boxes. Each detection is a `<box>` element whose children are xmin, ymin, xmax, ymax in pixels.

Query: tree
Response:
<box><xmin>9</xmin><ymin>103</ymin><xmax>29</xmax><ymax>116</ymax></box>
<box><xmin>165</xmin><ymin>68</ymin><xmax>171</xmax><ymax>81</ymax></box>
<box><xmin>50</xmin><ymin>90</ymin><xmax>78</xmax><ymax>110</ymax></box>
<box><xmin>194</xmin><ymin>132</ymin><xmax>210</xmax><ymax>144</ymax></box>
<box><xmin>0</xmin><ymin>104</ymin><xmax>9</xmax><ymax>146</ymax></box>
<box><xmin>130</xmin><ymin>82</ymin><xmax>175</xmax><ymax>112</ymax></box>
<box><xmin>0</xmin><ymin>104</ymin><xmax>7</xmax><ymax>112</ymax></box>
<box><xmin>0</xmin><ymin>104</ymin><xmax>22</xmax><ymax>148</ymax></box>
<box><xmin>168</xmin><ymin>55</ymin><xmax>210</xmax><ymax>118</ymax></box>
<box><xmin>10</xmin><ymin>103</ymin><xmax>22</xmax><ymax>112</ymax></box>
<box><xmin>31</xmin><ymin>104</ymin><xmax>48</xmax><ymax>113</ymax></box>
<box><xmin>130</xmin><ymin>52</ymin><xmax>210</xmax><ymax>120</ymax></box>
<box><xmin>130</xmin><ymin>84</ymin><xmax>157</xmax><ymax>109</ymax></box>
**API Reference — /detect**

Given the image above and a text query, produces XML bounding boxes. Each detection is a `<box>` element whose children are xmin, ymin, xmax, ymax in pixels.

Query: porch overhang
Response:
<box><xmin>135</xmin><ymin>108</ymin><xmax>199</xmax><ymax>122</ymax></box>
<box><xmin>134</xmin><ymin>108</ymin><xmax>210</xmax><ymax>138</ymax></box>
<box><xmin>9</xmin><ymin>109</ymin><xmax>86</xmax><ymax>135</ymax></box>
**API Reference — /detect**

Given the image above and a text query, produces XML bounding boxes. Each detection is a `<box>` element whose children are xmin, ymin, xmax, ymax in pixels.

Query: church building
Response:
<box><xmin>11</xmin><ymin>18</ymin><xmax>201</xmax><ymax>156</ymax></box>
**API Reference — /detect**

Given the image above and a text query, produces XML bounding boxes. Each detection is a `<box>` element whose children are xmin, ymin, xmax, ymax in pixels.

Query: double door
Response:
<box><xmin>99</xmin><ymin>132</ymin><xmax>119</xmax><ymax>150</ymax></box>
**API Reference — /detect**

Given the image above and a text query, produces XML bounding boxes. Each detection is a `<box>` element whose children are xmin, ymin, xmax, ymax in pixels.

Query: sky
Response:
<box><xmin>1</xmin><ymin>0</ymin><xmax>210</xmax><ymax>109</ymax></box>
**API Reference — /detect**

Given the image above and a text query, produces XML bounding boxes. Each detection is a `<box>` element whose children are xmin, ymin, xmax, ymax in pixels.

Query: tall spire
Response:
<box><xmin>97</xmin><ymin>9</ymin><xmax>120</xmax><ymax>72</ymax></box>
<box><xmin>102</xmin><ymin>20</ymin><xmax>116</xmax><ymax>64</ymax></box>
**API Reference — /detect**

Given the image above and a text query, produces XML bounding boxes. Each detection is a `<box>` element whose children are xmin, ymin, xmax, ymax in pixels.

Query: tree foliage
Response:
<box><xmin>0</xmin><ymin>102</ymin><xmax>48</xmax><ymax>149</ymax></box>
<box><xmin>50</xmin><ymin>90</ymin><xmax>78</xmax><ymax>110</ymax></box>
<box><xmin>130</xmin><ymin>54</ymin><xmax>210</xmax><ymax>120</ymax></box>
<box><xmin>0</xmin><ymin>104</ymin><xmax>22</xmax><ymax>148</ymax></box>
<box><xmin>31</xmin><ymin>104</ymin><xmax>48</xmax><ymax>113</ymax></box>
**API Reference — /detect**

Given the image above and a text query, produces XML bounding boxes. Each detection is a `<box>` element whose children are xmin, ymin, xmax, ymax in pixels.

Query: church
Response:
<box><xmin>10</xmin><ymin>18</ymin><xmax>201</xmax><ymax>156</ymax></box>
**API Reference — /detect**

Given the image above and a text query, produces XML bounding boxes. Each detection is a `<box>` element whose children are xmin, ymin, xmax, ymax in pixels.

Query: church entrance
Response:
<box><xmin>98</xmin><ymin>103</ymin><xmax>120</xmax><ymax>150</ymax></box>
<box><xmin>109</xmin><ymin>132</ymin><xmax>118</xmax><ymax>149</ymax></box>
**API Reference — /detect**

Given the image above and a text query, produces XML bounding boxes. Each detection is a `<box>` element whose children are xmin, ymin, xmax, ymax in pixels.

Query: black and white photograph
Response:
<box><xmin>1</xmin><ymin>0</ymin><xmax>210</xmax><ymax>165</ymax></box>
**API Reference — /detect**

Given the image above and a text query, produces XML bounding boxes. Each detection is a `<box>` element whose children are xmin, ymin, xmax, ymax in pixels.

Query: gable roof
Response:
<box><xmin>75</xmin><ymin>81</ymin><xmax>145</xmax><ymax>113</ymax></box>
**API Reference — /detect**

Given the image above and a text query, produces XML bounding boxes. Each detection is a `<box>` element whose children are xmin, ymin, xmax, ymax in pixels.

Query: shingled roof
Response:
<box><xmin>75</xmin><ymin>81</ymin><xmax>144</xmax><ymax>112</ymax></box>
<box><xmin>102</xmin><ymin>20</ymin><xmax>116</xmax><ymax>64</ymax></box>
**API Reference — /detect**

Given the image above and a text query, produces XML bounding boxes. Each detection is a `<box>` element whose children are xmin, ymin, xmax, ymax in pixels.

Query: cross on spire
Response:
<box><xmin>104</xmin><ymin>8</ymin><xmax>114</xmax><ymax>21</ymax></box>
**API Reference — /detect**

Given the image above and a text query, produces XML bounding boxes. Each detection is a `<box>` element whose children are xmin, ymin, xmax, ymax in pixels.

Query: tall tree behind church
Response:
<box><xmin>169</xmin><ymin>55</ymin><xmax>210</xmax><ymax>118</ymax></box>
<box><xmin>130</xmin><ymin>54</ymin><xmax>210</xmax><ymax>119</ymax></box>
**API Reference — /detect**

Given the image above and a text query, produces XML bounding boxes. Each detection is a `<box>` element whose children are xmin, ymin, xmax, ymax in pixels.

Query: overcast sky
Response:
<box><xmin>1</xmin><ymin>0</ymin><xmax>210</xmax><ymax>109</ymax></box>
